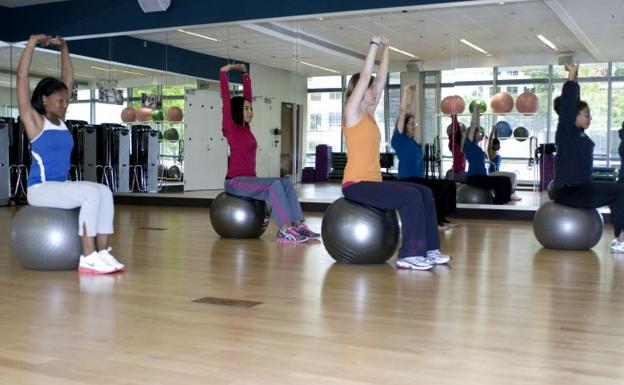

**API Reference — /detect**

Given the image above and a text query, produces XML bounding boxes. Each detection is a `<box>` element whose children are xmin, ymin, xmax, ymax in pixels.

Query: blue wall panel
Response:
<box><xmin>68</xmin><ymin>36</ymin><xmax>245</xmax><ymax>82</ymax></box>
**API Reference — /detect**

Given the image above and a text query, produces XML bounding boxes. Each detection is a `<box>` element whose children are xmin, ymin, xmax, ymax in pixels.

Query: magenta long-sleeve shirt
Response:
<box><xmin>220</xmin><ymin>70</ymin><xmax>257</xmax><ymax>178</ymax></box>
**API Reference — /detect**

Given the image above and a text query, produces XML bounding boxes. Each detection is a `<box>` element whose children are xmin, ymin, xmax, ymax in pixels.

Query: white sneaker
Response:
<box><xmin>79</xmin><ymin>252</ymin><xmax>118</xmax><ymax>274</ymax></box>
<box><xmin>611</xmin><ymin>239</ymin><xmax>624</xmax><ymax>253</ymax></box>
<box><xmin>426</xmin><ymin>249</ymin><xmax>452</xmax><ymax>265</ymax></box>
<box><xmin>396</xmin><ymin>256</ymin><xmax>435</xmax><ymax>270</ymax></box>
<box><xmin>98</xmin><ymin>247</ymin><xmax>125</xmax><ymax>272</ymax></box>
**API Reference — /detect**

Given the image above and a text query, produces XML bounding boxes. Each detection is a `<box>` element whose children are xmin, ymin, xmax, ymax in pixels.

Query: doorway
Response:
<box><xmin>280</xmin><ymin>102</ymin><xmax>302</xmax><ymax>179</ymax></box>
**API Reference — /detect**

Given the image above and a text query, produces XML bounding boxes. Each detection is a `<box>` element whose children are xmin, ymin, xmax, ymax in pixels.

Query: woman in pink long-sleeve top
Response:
<box><xmin>219</xmin><ymin>63</ymin><xmax>319</xmax><ymax>243</ymax></box>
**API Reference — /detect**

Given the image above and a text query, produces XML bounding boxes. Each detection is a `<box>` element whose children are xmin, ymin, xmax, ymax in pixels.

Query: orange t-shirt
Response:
<box><xmin>342</xmin><ymin>114</ymin><xmax>382</xmax><ymax>185</ymax></box>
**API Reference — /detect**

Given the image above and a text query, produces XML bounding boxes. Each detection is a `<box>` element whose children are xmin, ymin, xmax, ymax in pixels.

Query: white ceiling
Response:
<box><xmin>0</xmin><ymin>46</ymin><xmax>197</xmax><ymax>88</ymax></box>
<box><xmin>1</xmin><ymin>0</ymin><xmax>622</xmax><ymax>80</ymax></box>
<box><xmin>129</xmin><ymin>0</ymin><xmax>622</xmax><ymax>76</ymax></box>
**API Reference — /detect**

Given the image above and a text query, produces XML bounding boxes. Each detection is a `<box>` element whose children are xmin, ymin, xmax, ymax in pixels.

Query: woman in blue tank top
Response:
<box><xmin>17</xmin><ymin>34</ymin><xmax>123</xmax><ymax>274</ymax></box>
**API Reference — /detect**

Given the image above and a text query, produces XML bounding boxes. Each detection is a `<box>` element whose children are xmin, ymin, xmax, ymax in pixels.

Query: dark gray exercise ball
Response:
<box><xmin>209</xmin><ymin>192</ymin><xmax>270</xmax><ymax>238</ymax></box>
<box><xmin>456</xmin><ymin>184</ymin><xmax>494</xmax><ymax>204</ymax></box>
<box><xmin>533</xmin><ymin>201</ymin><xmax>603</xmax><ymax>250</ymax></box>
<box><xmin>167</xmin><ymin>165</ymin><xmax>181</xmax><ymax>180</ymax></box>
<box><xmin>321</xmin><ymin>198</ymin><xmax>401</xmax><ymax>264</ymax></box>
<box><xmin>10</xmin><ymin>206</ymin><xmax>82</xmax><ymax>270</ymax></box>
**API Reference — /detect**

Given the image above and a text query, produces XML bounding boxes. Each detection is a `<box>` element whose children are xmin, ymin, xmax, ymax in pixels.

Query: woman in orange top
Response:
<box><xmin>342</xmin><ymin>34</ymin><xmax>451</xmax><ymax>271</ymax></box>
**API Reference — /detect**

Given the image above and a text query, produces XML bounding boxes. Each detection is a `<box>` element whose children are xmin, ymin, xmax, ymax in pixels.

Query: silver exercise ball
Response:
<box><xmin>533</xmin><ymin>201</ymin><xmax>603</xmax><ymax>250</ymax></box>
<box><xmin>547</xmin><ymin>180</ymin><xmax>555</xmax><ymax>200</ymax></box>
<box><xmin>10</xmin><ymin>206</ymin><xmax>82</xmax><ymax>270</ymax></box>
<box><xmin>321</xmin><ymin>198</ymin><xmax>401</xmax><ymax>264</ymax></box>
<box><xmin>456</xmin><ymin>184</ymin><xmax>494</xmax><ymax>204</ymax></box>
<box><xmin>209</xmin><ymin>192</ymin><xmax>270</xmax><ymax>238</ymax></box>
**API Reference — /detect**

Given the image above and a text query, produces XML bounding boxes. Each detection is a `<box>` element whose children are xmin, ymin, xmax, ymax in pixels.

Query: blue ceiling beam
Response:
<box><xmin>4</xmin><ymin>0</ymin><xmax>471</xmax><ymax>42</ymax></box>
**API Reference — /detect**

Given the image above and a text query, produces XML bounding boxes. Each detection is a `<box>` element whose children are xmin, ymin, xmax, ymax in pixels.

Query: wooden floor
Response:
<box><xmin>1</xmin><ymin>205</ymin><xmax>624</xmax><ymax>384</ymax></box>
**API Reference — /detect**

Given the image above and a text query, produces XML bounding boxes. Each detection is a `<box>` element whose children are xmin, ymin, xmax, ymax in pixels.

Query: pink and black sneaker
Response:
<box><xmin>277</xmin><ymin>227</ymin><xmax>309</xmax><ymax>243</ymax></box>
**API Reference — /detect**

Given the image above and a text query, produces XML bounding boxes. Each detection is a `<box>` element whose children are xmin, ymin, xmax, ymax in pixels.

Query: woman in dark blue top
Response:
<box><xmin>551</xmin><ymin>63</ymin><xmax>624</xmax><ymax>252</ymax></box>
<box><xmin>462</xmin><ymin>107</ymin><xmax>512</xmax><ymax>204</ymax></box>
<box><xmin>391</xmin><ymin>84</ymin><xmax>456</xmax><ymax>227</ymax></box>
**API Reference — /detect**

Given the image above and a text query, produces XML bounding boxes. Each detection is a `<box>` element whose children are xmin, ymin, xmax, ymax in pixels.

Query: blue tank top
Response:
<box><xmin>27</xmin><ymin>118</ymin><xmax>74</xmax><ymax>187</ymax></box>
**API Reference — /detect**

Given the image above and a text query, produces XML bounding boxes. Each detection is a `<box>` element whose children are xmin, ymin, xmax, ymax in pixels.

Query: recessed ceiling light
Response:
<box><xmin>536</xmin><ymin>34</ymin><xmax>558</xmax><ymax>51</ymax></box>
<box><xmin>389</xmin><ymin>46</ymin><xmax>418</xmax><ymax>58</ymax></box>
<box><xmin>459</xmin><ymin>39</ymin><xmax>489</xmax><ymax>55</ymax></box>
<box><xmin>177</xmin><ymin>29</ymin><xmax>220</xmax><ymax>42</ymax></box>
<box><xmin>317</xmin><ymin>17</ymin><xmax>324</xmax><ymax>20</ymax></box>
<box><xmin>299</xmin><ymin>61</ymin><xmax>340</xmax><ymax>74</ymax></box>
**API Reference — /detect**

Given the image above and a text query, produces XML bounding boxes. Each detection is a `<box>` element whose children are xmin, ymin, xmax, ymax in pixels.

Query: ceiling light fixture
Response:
<box><xmin>459</xmin><ymin>39</ymin><xmax>489</xmax><ymax>55</ymax></box>
<box><xmin>299</xmin><ymin>61</ymin><xmax>340</xmax><ymax>74</ymax></box>
<box><xmin>90</xmin><ymin>66</ymin><xmax>145</xmax><ymax>76</ymax></box>
<box><xmin>536</xmin><ymin>34</ymin><xmax>558</xmax><ymax>51</ymax></box>
<box><xmin>46</xmin><ymin>67</ymin><xmax>96</xmax><ymax>78</ymax></box>
<box><xmin>389</xmin><ymin>46</ymin><xmax>417</xmax><ymax>58</ymax></box>
<box><xmin>177</xmin><ymin>29</ymin><xmax>220</xmax><ymax>42</ymax></box>
<box><xmin>119</xmin><ymin>69</ymin><xmax>146</xmax><ymax>76</ymax></box>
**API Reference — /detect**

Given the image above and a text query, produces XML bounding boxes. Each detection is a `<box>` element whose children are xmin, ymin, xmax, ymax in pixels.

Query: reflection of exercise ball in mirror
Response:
<box><xmin>515</xmin><ymin>92</ymin><xmax>539</xmax><ymax>114</ymax></box>
<box><xmin>490</xmin><ymin>92</ymin><xmax>514</xmax><ymax>113</ymax></box>
<box><xmin>513</xmin><ymin>126</ymin><xmax>529</xmax><ymax>141</ymax></box>
<box><xmin>164</xmin><ymin>128</ymin><xmax>180</xmax><ymax>141</ymax></box>
<box><xmin>121</xmin><ymin>107</ymin><xmax>136</xmax><ymax>122</ymax></box>
<box><xmin>440</xmin><ymin>95</ymin><xmax>465</xmax><ymax>115</ymax></box>
<box><xmin>166</xmin><ymin>106</ymin><xmax>184</xmax><ymax>122</ymax></box>
<box><xmin>167</xmin><ymin>165</ymin><xmax>181</xmax><ymax>180</ymax></box>
<box><xmin>137</xmin><ymin>107</ymin><xmax>153</xmax><ymax>121</ymax></box>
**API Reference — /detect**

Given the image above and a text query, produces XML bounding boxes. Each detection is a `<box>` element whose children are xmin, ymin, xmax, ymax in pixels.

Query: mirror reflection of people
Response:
<box><xmin>17</xmin><ymin>34</ymin><xmax>123</xmax><ymax>274</ymax></box>
<box><xmin>448</xmin><ymin>115</ymin><xmax>466</xmax><ymax>182</ymax></box>
<box><xmin>487</xmin><ymin>125</ymin><xmax>521</xmax><ymax>201</ymax></box>
<box><xmin>342</xmin><ymin>34</ymin><xmax>451</xmax><ymax>270</ymax></box>
<box><xmin>391</xmin><ymin>84</ymin><xmax>457</xmax><ymax>228</ymax></box>
<box><xmin>461</xmin><ymin>106</ymin><xmax>513</xmax><ymax>204</ymax></box>
<box><xmin>551</xmin><ymin>63</ymin><xmax>624</xmax><ymax>253</ymax></box>
<box><xmin>219</xmin><ymin>63</ymin><xmax>319</xmax><ymax>243</ymax></box>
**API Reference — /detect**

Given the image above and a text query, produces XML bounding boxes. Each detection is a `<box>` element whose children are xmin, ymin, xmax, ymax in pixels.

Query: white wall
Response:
<box><xmin>249</xmin><ymin>63</ymin><xmax>307</xmax><ymax>178</ymax></box>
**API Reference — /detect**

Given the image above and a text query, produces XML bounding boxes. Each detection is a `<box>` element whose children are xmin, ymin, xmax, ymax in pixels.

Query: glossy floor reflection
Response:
<box><xmin>1</xmin><ymin>205</ymin><xmax>623</xmax><ymax>384</ymax></box>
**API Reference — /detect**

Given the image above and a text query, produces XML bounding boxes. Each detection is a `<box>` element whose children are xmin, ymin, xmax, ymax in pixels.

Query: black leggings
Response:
<box><xmin>553</xmin><ymin>182</ymin><xmax>624</xmax><ymax>238</ymax></box>
<box><xmin>466</xmin><ymin>174</ymin><xmax>512</xmax><ymax>204</ymax></box>
<box><xmin>342</xmin><ymin>181</ymin><xmax>440</xmax><ymax>258</ymax></box>
<box><xmin>398</xmin><ymin>177</ymin><xmax>456</xmax><ymax>223</ymax></box>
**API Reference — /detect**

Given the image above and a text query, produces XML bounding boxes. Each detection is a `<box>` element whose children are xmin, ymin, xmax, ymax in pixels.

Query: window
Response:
<box><xmin>329</xmin><ymin>112</ymin><xmax>341</xmax><ymax>127</ymax></box>
<box><xmin>506</xmin><ymin>86</ymin><xmax>518</xmax><ymax>94</ymax></box>
<box><xmin>306</xmin><ymin>88</ymin><xmax>342</xmax><ymax>154</ymax></box>
<box><xmin>442</xmin><ymin>67</ymin><xmax>493</xmax><ymax>83</ymax></box>
<box><xmin>66</xmin><ymin>102</ymin><xmax>91</xmax><ymax>123</ymax></box>
<box><xmin>307</xmin><ymin>76</ymin><xmax>341</xmax><ymax>89</ymax></box>
<box><xmin>310</xmin><ymin>114</ymin><xmax>322</xmax><ymax>130</ymax></box>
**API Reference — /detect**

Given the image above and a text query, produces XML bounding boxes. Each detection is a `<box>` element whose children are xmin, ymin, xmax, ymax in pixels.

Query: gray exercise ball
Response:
<box><xmin>547</xmin><ymin>180</ymin><xmax>555</xmax><ymax>200</ymax></box>
<box><xmin>10</xmin><ymin>206</ymin><xmax>82</xmax><ymax>270</ymax></box>
<box><xmin>533</xmin><ymin>201</ymin><xmax>603</xmax><ymax>250</ymax></box>
<box><xmin>210</xmin><ymin>192</ymin><xmax>270</xmax><ymax>238</ymax></box>
<box><xmin>321</xmin><ymin>198</ymin><xmax>401</xmax><ymax>264</ymax></box>
<box><xmin>456</xmin><ymin>184</ymin><xmax>494</xmax><ymax>204</ymax></box>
